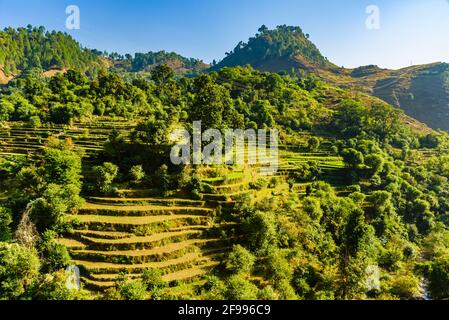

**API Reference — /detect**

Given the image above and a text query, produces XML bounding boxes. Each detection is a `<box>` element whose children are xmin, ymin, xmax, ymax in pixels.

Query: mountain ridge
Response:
<box><xmin>1</xmin><ymin>24</ymin><xmax>448</xmax><ymax>131</ymax></box>
<box><xmin>210</xmin><ymin>25</ymin><xmax>449</xmax><ymax>131</ymax></box>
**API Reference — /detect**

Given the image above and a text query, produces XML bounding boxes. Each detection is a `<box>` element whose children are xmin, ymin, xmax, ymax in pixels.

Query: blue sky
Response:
<box><xmin>1</xmin><ymin>0</ymin><xmax>449</xmax><ymax>69</ymax></box>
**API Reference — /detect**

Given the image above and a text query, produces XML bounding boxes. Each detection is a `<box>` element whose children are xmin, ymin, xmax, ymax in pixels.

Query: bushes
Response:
<box><xmin>224</xmin><ymin>275</ymin><xmax>258</xmax><ymax>300</ymax></box>
<box><xmin>29</xmin><ymin>270</ymin><xmax>91</xmax><ymax>300</ymax></box>
<box><xmin>114</xmin><ymin>275</ymin><xmax>147</xmax><ymax>300</ymax></box>
<box><xmin>290</xmin><ymin>161</ymin><xmax>321</xmax><ymax>182</ymax></box>
<box><xmin>129</xmin><ymin>165</ymin><xmax>145</xmax><ymax>184</ymax></box>
<box><xmin>92</xmin><ymin>162</ymin><xmax>119</xmax><ymax>194</ymax></box>
<box><xmin>225</xmin><ymin>245</ymin><xmax>255</xmax><ymax>275</ymax></box>
<box><xmin>0</xmin><ymin>207</ymin><xmax>13</xmax><ymax>241</ymax></box>
<box><xmin>250</xmin><ymin>178</ymin><xmax>269</xmax><ymax>190</ymax></box>
<box><xmin>141</xmin><ymin>268</ymin><xmax>166</xmax><ymax>293</ymax></box>
<box><xmin>388</xmin><ymin>274</ymin><xmax>421</xmax><ymax>299</ymax></box>
<box><xmin>201</xmin><ymin>275</ymin><xmax>226</xmax><ymax>300</ymax></box>
<box><xmin>425</xmin><ymin>255</ymin><xmax>449</xmax><ymax>299</ymax></box>
<box><xmin>0</xmin><ymin>242</ymin><xmax>40</xmax><ymax>299</ymax></box>
<box><xmin>37</xmin><ymin>230</ymin><xmax>71</xmax><ymax>273</ymax></box>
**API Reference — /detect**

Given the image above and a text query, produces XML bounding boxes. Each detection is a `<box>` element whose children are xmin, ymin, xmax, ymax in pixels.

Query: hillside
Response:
<box><xmin>110</xmin><ymin>51</ymin><xmax>209</xmax><ymax>76</ymax></box>
<box><xmin>3</xmin><ymin>64</ymin><xmax>449</xmax><ymax>300</ymax></box>
<box><xmin>0</xmin><ymin>26</ymin><xmax>208</xmax><ymax>84</ymax></box>
<box><xmin>210</xmin><ymin>25</ymin><xmax>337</xmax><ymax>73</ymax></box>
<box><xmin>338</xmin><ymin>63</ymin><xmax>449</xmax><ymax>131</ymax></box>
<box><xmin>0</xmin><ymin>26</ymin><xmax>102</xmax><ymax>82</ymax></box>
<box><xmin>2</xmin><ymin>24</ymin><xmax>449</xmax><ymax>301</ymax></box>
<box><xmin>211</xmin><ymin>25</ymin><xmax>449</xmax><ymax>132</ymax></box>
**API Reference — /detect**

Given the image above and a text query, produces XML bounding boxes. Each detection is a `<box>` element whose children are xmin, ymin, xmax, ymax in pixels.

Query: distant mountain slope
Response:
<box><xmin>110</xmin><ymin>51</ymin><xmax>209</xmax><ymax>76</ymax></box>
<box><xmin>368</xmin><ymin>63</ymin><xmax>449</xmax><ymax>131</ymax></box>
<box><xmin>0</xmin><ymin>26</ymin><xmax>101</xmax><ymax>82</ymax></box>
<box><xmin>210</xmin><ymin>25</ymin><xmax>337</xmax><ymax>73</ymax></box>
<box><xmin>211</xmin><ymin>25</ymin><xmax>449</xmax><ymax>131</ymax></box>
<box><xmin>0</xmin><ymin>26</ymin><xmax>208</xmax><ymax>83</ymax></box>
<box><xmin>321</xmin><ymin>63</ymin><xmax>449</xmax><ymax>131</ymax></box>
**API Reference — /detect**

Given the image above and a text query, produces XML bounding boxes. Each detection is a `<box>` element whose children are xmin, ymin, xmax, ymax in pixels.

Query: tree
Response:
<box><xmin>151</xmin><ymin>64</ymin><xmax>175</xmax><ymax>86</ymax></box>
<box><xmin>37</xmin><ymin>230</ymin><xmax>71</xmax><ymax>273</ymax></box>
<box><xmin>365</xmin><ymin>154</ymin><xmax>384</xmax><ymax>175</ymax></box>
<box><xmin>43</xmin><ymin>146</ymin><xmax>82</xmax><ymax>187</ymax></box>
<box><xmin>0</xmin><ymin>242</ymin><xmax>40</xmax><ymax>299</ymax></box>
<box><xmin>240</xmin><ymin>208</ymin><xmax>277</xmax><ymax>254</ymax></box>
<box><xmin>31</xmin><ymin>183</ymin><xmax>83</xmax><ymax>231</ymax></box>
<box><xmin>258</xmin><ymin>25</ymin><xmax>269</xmax><ymax>34</ymax></box>
<box><xmin>0</xmin><ymin>98</ymin><xmax>15</xmax><ymax>121</ymax></box>
<box><xmin>335</xmin><ymin>100</ymin><xmax>365</xmax><ymax>137</ymax></box>
<box><xmin>426</xmin><ymin>255</ymin><xmax>449</xmax><ymax>299</ymax></box>
<box><xmin>338</xmin><ymin>209</ymin><xmax>376</xmax><ymax>299</ymax></box>
<box><xmin>307</xmin><ymin>136</ymin><xmax>321</xmax><ymax>152</ymax></box>
<box><xmin>266</xmin><ymin>250</ymin><xmax>293</xmax><ymax>284</ymax></box>
<box><xmin>30</xmin><ymin>270</ymin><xmax>91</xmax><ymax>300</ymax></box>
<box><xmin>0</xmin><ymin>207</ymin><xmax>13</xmax><ymax>241</ymax></box>
<box><xmin>141</xmin><ymin>268</ymin><xmax>166</xmax><ymax>291</ymax></box>
<box><xmin>141</xmin><ymin>268</ymin><xmax>166</xmax><ymax>299</ymax></box>
<box><xmin>342</xmin><ymin>148</ymin><xmax>364</xmax><ymax>169</ymax></box>
<box><xmin>131</xmin><ymin>118</ymin><xmax>170</xmax><ymax>146</ymax></box>
<box><xmin>129</xmin><ymin>165</ymin><xmax>145</xmax><ymax>184</ymax></box>
<box><xmin>154</xmin><ymin>165</ymin><xmax>171</xmax><ymax>192</ymax></box>
<box><xmin>92</xmin><ymin>162</ymin><xmax>119</xmax><ymax>193</ymax></box>
<box><xmin>115</xmin><ymin>275</ymin><xmax>147</xmax><ymax>300</ymax></box>
<box><xmin>224</xmin><ymin>275</ymin><xmax>258</xmax><ymax>300</ymax></box>
<box><xmin>225</xmin><ymin>245</ymin><xmax>255</xmax><ymax>275</ymax></box>
<box><xmin>302</xmin><ymin>197</ymin><xmax>323</xmax><ymax>221</ymax></box>
<box><xmin>189</xmin><ymin>74</ymin><xmax>237</xmax><ymax>130</ymax></box>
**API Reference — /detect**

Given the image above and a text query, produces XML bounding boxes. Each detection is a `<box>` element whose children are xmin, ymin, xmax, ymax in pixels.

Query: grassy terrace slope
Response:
<box><xmin>61</xmin><ymin>186</ymin><xmax>240</xmax><ymax>290</ymax></box>
<box><xmin>0</xmin><ymin>118</ymin><xmax>357</xmax><ymax>295</ymax></box>
<box><xmin>2</xmin><ymin>118</ymin><xmax>439</xmax><ymax>297</ymax></box>
<box><xmin>0</xmin><ymin>119</ymin><xmax>136</xmax><ymax>158</ymax></box>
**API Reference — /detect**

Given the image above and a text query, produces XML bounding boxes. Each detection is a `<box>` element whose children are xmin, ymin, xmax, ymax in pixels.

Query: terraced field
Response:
<box><xmin>0</xmin><ymin>120</ymin><xmax>362</xmax><ymax>294</ymax></box>
<box><xmin>0</xmin><ymin>119</ymin><xmax>135</xmax><ymax>158</ymax></box>
<box><xmin>61</xmin><ymin>195</ymin><xmax>236</xmax><ymax>290</ymax></box>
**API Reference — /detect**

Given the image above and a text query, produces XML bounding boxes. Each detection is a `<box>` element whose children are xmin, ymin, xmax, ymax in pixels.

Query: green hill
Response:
<box><xmin>110</xmin><ymin>51</ymin><xmax>209</xmax><ymax>76</ymax></box>
<box><xmin>0</xmin><ymin>26</ymin><xmax>102</xmax><ymax>81</ymax></box>
<box><xmin>342</xmin><ymin>63</ymin><xmax>449</xmax><ymax>131</ymax></box>
<box><xmin>210</xmin><ymin>25</ymin><xmax>337</xmax><ymax>73</ymax></box>
<box><xmin>0</xmin><ymin>26</ymin><xmax>208</xmax><ymax>84</ymax></box>
<box><xmin>3</xmin><ymin>25</ymin><xmax>449</xmax><ymax>301</ymax></box>
<box><xmin>210</xmin><ymin>25</ymin><xmax>449</xmax><ymax>132</ymax></box>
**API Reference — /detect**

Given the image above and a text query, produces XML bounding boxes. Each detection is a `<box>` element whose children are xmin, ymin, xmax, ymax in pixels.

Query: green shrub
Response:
<box><xmin>224</xmin><ymin>275</ymin><xmax>258</xmax><ymax>300</ymax></box>
<box><xmin>28</xmin><ymin>116</ymin><xmax>41</xmax><ymax>128</ymax></box>
<box><xmin>129</xmin><ymin>165</ymin><xmax>145</xmax><ymax>184</ymax></box>
<box><xmin>225</xmin><ymin>245</ymin><xmax>255</xmax><ymax>275</ymax></box>
<box><xmin>141</xmin><ymin>268</ymin><xmax>166</xmax><ymax>292</ymax></box>
<box><xmin>0</xmin><ymin>243</ymin><xmax>40</xmax><ymax>299</ymax></box>
<box><xmin>92</xmin><ymin>162</ymin><xmax>119</xmax><ymax>193</ymax></box>
<box><xmin>116</xmin><ymin>275</ymin><xmax>147</xmax><ymax>300</ymax></box>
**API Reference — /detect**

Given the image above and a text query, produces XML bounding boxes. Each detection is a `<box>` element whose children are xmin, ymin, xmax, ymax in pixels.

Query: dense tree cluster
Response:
<box><xmin>109</xmin><ymin>50</ymin><xmax>207</xmax><ymax>74</ymax></box>
<box><xmin>0</xmin><ymin>26</ymin><xmax>100</xmax><ymax>76</ymax></box>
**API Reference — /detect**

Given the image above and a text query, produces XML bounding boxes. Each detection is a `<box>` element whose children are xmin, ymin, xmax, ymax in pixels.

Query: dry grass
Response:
<box><xmin>67</xmin><ymin>214</ymin><xmax>204</xmax><ymax>225</ymax></box>
<box><xmin>81</xmin><ymin>229</ymin><xmax>201</xmax><ymax>245</ymax></box>
<box><xmin>162</xmin><ymin>261</ymin><xmax>219</xmax><ymax>282</ymax></box>
<box><xmin>72</xmin><ymin>238</ymin><xmax>217</xmax><ymax>257</ymax></box>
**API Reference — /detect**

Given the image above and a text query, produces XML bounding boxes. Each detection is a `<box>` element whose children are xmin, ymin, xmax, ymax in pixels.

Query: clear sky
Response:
<box><xmin>1</xmin><ymin>0</ymin><xmax>448</xmax><ymax>69</ymax></box>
